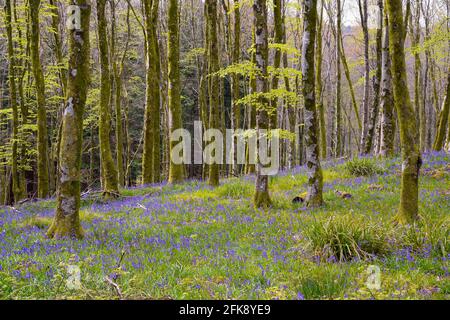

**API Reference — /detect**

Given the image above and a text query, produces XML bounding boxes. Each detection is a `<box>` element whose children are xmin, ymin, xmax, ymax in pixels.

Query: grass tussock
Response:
<box><xmin>344</xmin><ymin>158</ymin><xmax>385</xmax><ymax>177</ymax></box>
<box><xmin>303</xmin><ymin>214</ymin><xmax>390</xmax><ymax>262</ymax></box>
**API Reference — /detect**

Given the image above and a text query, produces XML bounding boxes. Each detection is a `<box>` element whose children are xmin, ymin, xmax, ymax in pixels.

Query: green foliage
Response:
<box><xmin>344</xmin><ymin>158</ymin><xmax>385</xmax><ymax>177</ymax></box>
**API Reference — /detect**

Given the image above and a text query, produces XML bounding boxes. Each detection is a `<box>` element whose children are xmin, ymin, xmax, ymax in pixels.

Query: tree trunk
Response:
<box><xmin>433</xmin><ymin>71</ymin><xmax>450</xmax><ymax>151</ymax></box>
<box><xmin>167</xmin><ymin>0</ymin><xmax>185</xmax><ymax>183</ymax></box>
<box><xmin>316</xmin><ymin>1</ymin><xmax>326</xmax><ymax>159</ymax></box>
<box><xmin>29</xmin><ymin>0</ymin><xmax>49</xmax><ymax>198</ymax></box>
<box><xmin>253</xmin><ymin>0</ymin><xmax>271</xmax><ymax>208</ymax></box>
<box><xmin>97</xmin><ymin>0</ymin><xmax>119</xmax><ymax>196</ymax></box>
<box><xmin>362</xmin><ymin>0</ymin><xmax>383</xmax><ymax>155</ymax></box>
<box><xmin>379</xmin><ymin>10</ymin><xmax>395</xmax><ymax>157</ymax></box>
<box><xmin>409</xmin><ymin>4</ymin><xmax>425</xmax><ymax>153</ymax></box>
<box><xmin>142</xmin><ymin>0</ymin><xmax>161</xmax><ymax>184</ymax></box>
<box><xmin>47</xmin><ymin>0</ymin><xmax>91</xmax><ymax>239</ymax></box>
<box><xmin>207</xmin><ymin>0</ymin><xmax>220</xmax><ymax>187</ymax></box>
<box><xmin>334</xmin><ymin>0</ymin><xmax>342</xmax><ymax>157</ymax></box>
<box><xmin>231</xmin><ymin>0</ymin><xmax>241</xmax><ymax>175</ymax></box>
<box><xmin>386</xmin><ymin>0</ymin><xmax>421</xmax><ymax>224</ymax></box>
<box><xmin>359</xmin><ymin>0</ymin><xmax>371</xmax><ymax>152</ymax></box>
<box><xmin>302</xmin><ymin>0</ymin><xmax>323</xmax><ymax>207</ymax></box>
<box><xmin>270</xmin><ymin>0</ymin><xmax>282</xmax><ymax>129</ymax></box>
<box><xmin>4</xmin><ymin>0</ymin><xmax>23</xmax><ymax>203</ymax></box>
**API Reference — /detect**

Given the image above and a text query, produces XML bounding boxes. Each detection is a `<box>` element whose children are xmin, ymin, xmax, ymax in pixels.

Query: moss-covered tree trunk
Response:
<box><xmin>362</xmin><ymin>0</ymin><xmax>383</xmax><ymax>155</ymax></box>
<box><xmin>29</xmin><ymin>0</ymin><xmax>49</xmax><ymax>198</ymax></box>
<box><xmin>270</xmin><ymin>0</ymin><xmax>282</xmax><ymax>129</ymax></box>
<box><xmin>4</xmin><ymin>0</ymin><xmax>23</xmax><ymax>203</ymax></box>
<box><xmin>359</xmin><ymin>0</ymin><xmax>371</xmax><ymax>153</ymax></box>
<box><xmin>246</xmin><ymin>24</ymin><xmax>257</xmax><ymax>175</ymax></box>
<box><xmin>48</xmin><ymin>0</ymin><xmax>66</xmax><ymax>194</ymax></box>
<box><xmin>410</xmin><ymin>4</ymin><xmax>426</xmax><ymax>153</ymax></box>
<box><xmin>142</xmin><ymin>0</ymin><xmax>161</xmax><ymax>184</ymax></box>
<box><xmin>316</xmin><ymin>1</ymin><xmax>326</xmax><ymax>159</ymax></box>
<box><xmin>47</xmin><ymin>0</ymin><xmax>91</xmax><ymax>239</ymax></box>
<box><xmin>253</xmin><ymin>0</ymin><xmax>271</xmax><ymax>208</ymax></box>
<box><xmin>111</xmin><ymin>0</ymin><xmax>126</xmax><ymax>187</ymax></box>
<box><xmin>386</xmin><ymin>0</ymin><xmax>421</xmax><ymax>224</ymax></box>
<box><xmin>232</xmin><ymin>0</ymin><xmax>241</xmax><ymax>176</ymax></box>
<box><xmin>97</xmin><ymin>0</ymin><xmax>119</xmax><ymax>196</ymax></box>
<box><xmin>433</xmin><ymin>71</ymin><xmax>450</xmax><ymax>151</ymax></box>
<box><xmin>167</xmin><ymin>0</ymin><xmax>185</xmax><ymax>183</ymax></box>
<box><xmin>334</xmin><ymin>0</ymin><xmax>342</xmax><ymax>157</ymax></box>
<box><xmin>207</xmin><ymin>0</ymin><xmax>220</xmax><ymax>187</ymax></box>
<box><xmin>379</xmin><ymin>11</ymin><xmax>395</xmax><ymax>157</ymax></box>
<box><xmin>302</xmin><ymin>0</ymin><xmax>323</xmax><ymax>207</ymax></box>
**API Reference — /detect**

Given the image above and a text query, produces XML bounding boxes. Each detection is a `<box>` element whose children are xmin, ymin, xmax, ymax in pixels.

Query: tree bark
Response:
<box><xmin>302</xmin><ymin>0</ymin><xmax>323</xmax><ymax>207</ymax></box>
<box><xmin>3</xmin><ymin>0</ymin><xmax>23</xmax><ymax>203</ymax></box>
<box><xmin>29</xmin><ymin>0</ymin><xmax>49</xmax><ymax>198</ymax></box>
<box><xmin>379</xmin><ymin>10</ymin><xmax>395</xmax><ymax>157</ymax></box>
<box><xmin>334</xmin><ymin>0</ymin><xmax>342</xmax><ymax>157</ymax></box>
<box><xmin>359</xmin><ymin>0</ymin><xmax>371</xmax><ymax>152</ymax></box>
<box><xmin>206</xmin><ymin>0</ymin><xmax>220</xmax><ymax>187</ymax></box>
<box><xmin>433</xmin><ymin>71</ymin><xmax>450</xmax><ymax>151</ymax></box>
<box><xmin>47</xmin><ymin>0</ymin><xmax>91</xmax><ymax>239</ymax></box>
<box><xmin>316</xmin><ymin>1</ymin><xmax>326</xmax><ymax>159</ymax></box>
<box><xmin>253</xmin><ymin>0</ymin><xmax>271</xmax><ymax>208</ymax></box>
<box><xmin>362</xmin><ymin>0</ymin><xmax>383</xmax><ymax>155</ymax></box>
<box><xmin>97</xmin><ymin>0</ymin><xmax>119</xmax><ymax>196</ymax></box>
<box><xmin>386</xmin><ymin>0</ymin><xmax>421</xmax><ymax>224</ymax></box>
<box><xmin>142</xmin><ymin>0</ymin><xmax>161</xmax><ymax>184</ymax></box>
<box><xmin>168</xmin><ymin>0</ymin><xmax>185</xmax><ymax>183</ymax></box>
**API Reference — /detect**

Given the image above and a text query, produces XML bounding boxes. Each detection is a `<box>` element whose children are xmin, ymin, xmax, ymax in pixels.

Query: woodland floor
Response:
<box><xmin>0</xmin><ymin>152</ymin><xmax>449</xmax><ymax>299</ymax></box>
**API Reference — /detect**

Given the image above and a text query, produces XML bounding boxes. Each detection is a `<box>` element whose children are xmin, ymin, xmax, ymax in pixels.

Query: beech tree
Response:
<box><xmin>206</xmin><ymin>0</ymin><xmax>220</xmax><ymax>187</ymax></box>
<box><xmin>253</xmin><ymin>0</ymin><xmax>271</xmax><ymax>208</ymax></box>
<box><xmin>168</xmin><ymin>0</ymin><xmax>184</xmax><ymax>183</ymax></box>
<box><xmin>47</xmin><ymin>0</ymin><xmax>91</xmax><ymax>239</ymax></box>
<box><xmin>142</xmin><ymin>0</ymin><xmax>161</xmax><ymax>184</ymax></box>
<box><xmin>97</xmin><ymin>0</ymin><xmax>119</xmax><ymax>196</ymax></box>
<box><xmin>386</xmin><ymin>0</ymin><xmax>421</xmax><ymax>224</ymax></box>
<box><xmin>302</xmin><ymin>0</ymin><xmax>323</xmax><ymax>207</ymax></box>
<box><xmin>29</xmin><ymin>0</ymin><xmax>49</xmax><ymax>198</ymax></box>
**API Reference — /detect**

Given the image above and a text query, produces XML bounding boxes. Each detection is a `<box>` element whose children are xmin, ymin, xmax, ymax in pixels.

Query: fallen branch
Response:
<box><xmin>105</xmin><ymin>276</ymin><xmax>123</xmax><ymax>300</ymax></box>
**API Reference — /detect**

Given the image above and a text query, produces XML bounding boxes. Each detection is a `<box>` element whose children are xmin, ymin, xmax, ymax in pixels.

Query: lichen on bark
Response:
<box><xmin>47</xmin><ymin>0</ymin><xmax>91</xmax><ymax>239</ymax></box>
<box><xmin>302</xmin><ymin>0</ymin><xmax>323</xmax><ymax>207</ymax></box>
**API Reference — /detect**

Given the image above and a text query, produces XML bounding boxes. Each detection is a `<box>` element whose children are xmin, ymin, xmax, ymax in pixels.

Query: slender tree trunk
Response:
<box><xmin>142</xmin><ymin>0</ymin><xmax>161</xmax><ymax>184</ymax></box>
<box><xmin>409</xmin><ymin>4</ymin><xmax>425</xmax><ymax>153</ymax></box>
<box><xmin>167</xmin><ymin>0</ymin><xmax>185</xmax><ymax>183</ymax></box>
<box><xmin>97</xmin><ymin>0</ymin><xmax>119</xmax><ymax>196</ymax></box>
<box><xmin>362</xmin><ymin>0</ymin><xmax>383</xmax><ymax>155</ymax></box>
<box><xmin>386</xmin><ymin>0</ymin><xmax>421</xmax><ymax>224</ymax></box>
<box><xmin>47</xmin><ymin>0</ymin><xmax>91</xmax><ymax>239</ymax></box>
<box><xmin>207</xmin><ymin>0</ymin><xmax>220</xmax><ymax>187</ymax></box>
<box><xmin>433</xmin><ymin>71</ymin><xmax>450</xmax><ymax>151</ymax></box>
<box><xmin>270</xmin><ymin>0</ymin><xmax>283</xmax><ymax>129</ymax></box>
<box><xmin>302</xmin><ymin>0</ymin><xmax>323</xmax><ymax>207</ymax></box>
<box><xmin>253</xmin><ymin>0</ymin><xmax>271</xmax><ymax>208</ymax></box>
<box><xmin>246</xmin><ymin>24</ymin><xmax>257</xmax><ymax>175</ymax></box>
<box><xmin>29</xmin><ymin>0</ymin><xmax>49</xmax><ymax>198</ymax></box>
<box><xmin>316</xmin><ymin>1</ymin><xmax>326</xmax><ymax>159</ymax></box>
<box><xmin>379</xmin><ymin>10</ymin><xmax>395</xmax><ymax>157</ymax></box>
<box><xmin>334</xmin><ymin>0</ymin><xmax>342</xmax><ymax>157</ymax></box>
<box><xmin>4</xmin><ymin>0</ymin><xmax>23</xmax><ymax>203</ymax></box>
<box><xmin>231</xmin><ymin>0</ymin><xmax>241</xmax><ymax>175</ymax></box>
<box><xmin>111</xmin><ymin>0</ymin><xmax>127</xmax><ymax>187</ymax></box>
<box><xmin>359</xmin><ymin>0</ymin><xmax>371</xmax><ymax>152</ymax></box>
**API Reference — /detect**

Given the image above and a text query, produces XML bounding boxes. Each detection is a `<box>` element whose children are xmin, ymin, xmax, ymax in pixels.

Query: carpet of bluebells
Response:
<box><xmin>0</xmin><ymin>152</ymin><xmax>449</xmax><ymax>299</ymax></box>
